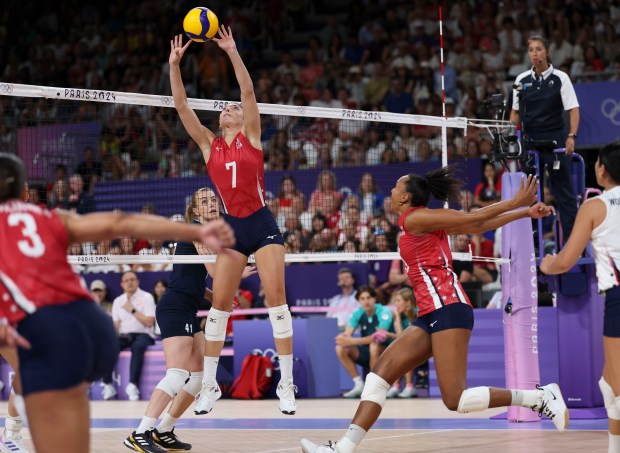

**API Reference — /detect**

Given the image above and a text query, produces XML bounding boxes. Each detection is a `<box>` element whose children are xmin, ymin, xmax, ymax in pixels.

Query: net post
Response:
<box><xmin>501</xmin><ymin>171</ymin><xmax>540</xmax><ymax>422</ymax></box>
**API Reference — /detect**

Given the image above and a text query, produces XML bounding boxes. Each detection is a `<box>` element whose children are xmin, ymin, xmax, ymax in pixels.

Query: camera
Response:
<box><xmin>482</xmin><ymin>94</ymin><xmax>523</xmax><ymax>166</ymax></box>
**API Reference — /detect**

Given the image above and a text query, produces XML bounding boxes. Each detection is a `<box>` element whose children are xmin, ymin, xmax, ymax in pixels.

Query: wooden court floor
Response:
<box><xmin>0</xmin><ymin>398</ymin><xmax>608</xmax><ymax>452</ymax></box>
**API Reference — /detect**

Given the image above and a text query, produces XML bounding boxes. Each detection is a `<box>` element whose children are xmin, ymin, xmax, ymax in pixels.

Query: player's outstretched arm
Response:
<box><xmin>59</xmin><ymin>211</ymin><xmax>234</xmax><ymax>251</ymax></box>
<box><xmin>169</xmin><ymin>34</ymin><xmax>214</xmax><ymax>154</ymax></box>
<box><xmin>540</xmin><ymin>198</ymin><xmax>603</xmax><ymax>274</ymax></box>
<box><xmin>407</xmin><ymin>175</ymin><xmax>538</xmax><ymax>234</ymax></box>
<box><xmin>212</xmin><ymin>25</ymin><xmax>261</xmax><ymax>147</ymax></box>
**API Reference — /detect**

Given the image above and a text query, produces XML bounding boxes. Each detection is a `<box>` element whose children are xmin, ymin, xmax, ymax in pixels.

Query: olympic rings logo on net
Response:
<box><xmin>601</xmin><ymin>98</ymin><xmax>620</xmax><ymax>126</ymax></box>
<box><xmin>0</xmin><ymin>83</ymin><xmax>13</xmax><ymax>94</ymax></box>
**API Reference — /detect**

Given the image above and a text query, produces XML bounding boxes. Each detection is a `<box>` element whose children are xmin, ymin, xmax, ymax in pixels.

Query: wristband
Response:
<box><xmin>567</xmin><ymin>134</ymin><xmax>577</xmax><ymax>139</ymax></box>
<box><xmin>131</xmin><ymin>308</ymin><xmax>137</xmax><ymax>314</ymax></box>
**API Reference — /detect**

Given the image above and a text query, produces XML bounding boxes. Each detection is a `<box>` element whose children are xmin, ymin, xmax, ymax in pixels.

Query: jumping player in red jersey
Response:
<box><xmin>169</xmin><ymin>26</ymin><xmax>297</xmax><ymax>416</ymax></box>
<box><xmin>0</xmin><ymin>153</ymin><xmax>234</xmax><ymax>453</ymax></box>
<box><xmin>301</xmin><ymin>166</ymin><xmax>568</xmax><ymax>453</ymax></box>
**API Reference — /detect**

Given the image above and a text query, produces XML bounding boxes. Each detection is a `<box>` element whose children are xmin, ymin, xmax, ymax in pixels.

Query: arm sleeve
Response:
<box><xmin>347</xmin><ymin>307</ymin><xmax>363</xmax><ymax>329</ymax></box>
<box><xmin>559</xmin><ymin>72</ymin><xmax>579</xmax><ymax>110</ymax></box>
<box><xmin>111</xmin><ymin>298</ymin><xmax>121</xmax><ymax>322</ymax></box>
<box><xmin>377</xmin><ymin>306</ymin><xmax>394</xmax><ymax>330</ymax></box>
<box><xmin>142</xmin><ymin>293</ymin><xmax>156</xmax><ymax>317</ymax></box>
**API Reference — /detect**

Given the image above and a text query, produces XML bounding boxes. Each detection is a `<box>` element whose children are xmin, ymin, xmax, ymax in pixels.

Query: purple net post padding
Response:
<box><xmin>501</xmin><ymin>172</ymin><xmax>540</xmax><ymax>422</ymax></box>
<box><xmin>556</xmin><ymin>264</ymin><xmax>604</xmax><ymax>408</ymax></box>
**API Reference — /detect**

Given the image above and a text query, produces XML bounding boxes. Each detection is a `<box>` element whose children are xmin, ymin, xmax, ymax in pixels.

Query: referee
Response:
<box><xmin>510</xmin><ymin>34</ymin><xmax>580</xmax><ymax>240</ymax></box>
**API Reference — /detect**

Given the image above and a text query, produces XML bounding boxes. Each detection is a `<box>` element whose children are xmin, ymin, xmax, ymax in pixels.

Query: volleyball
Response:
<box><xmin>183</xmin><ymin>7</ymin><xmax>219</xmax><ymax>42</ymax></box>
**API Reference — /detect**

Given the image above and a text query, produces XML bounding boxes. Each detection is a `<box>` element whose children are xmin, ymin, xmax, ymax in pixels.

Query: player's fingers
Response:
<box><xmin>15</xmin><ymin>333</ymin><xmax>30</xmax><ymax>350</ymax></box>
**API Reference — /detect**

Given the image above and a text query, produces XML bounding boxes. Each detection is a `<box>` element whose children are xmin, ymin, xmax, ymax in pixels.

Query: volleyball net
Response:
<box><xmin>0</xmin><ymin>82</ymin><xmax>507</xmax><ymax>267</ymax></box>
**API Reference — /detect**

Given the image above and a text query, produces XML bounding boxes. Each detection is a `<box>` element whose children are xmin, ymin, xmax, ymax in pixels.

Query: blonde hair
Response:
<box><xmin>184</xmin><ymin>187</ymin><xmax>214</xmax><ymax>224</ymax></box>
<box><xmin>395</xmin><ymin>287</ymin><xmax>417</xmax><ymax>322</ymax></box>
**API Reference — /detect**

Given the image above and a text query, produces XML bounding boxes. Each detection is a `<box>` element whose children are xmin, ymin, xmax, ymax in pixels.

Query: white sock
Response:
<box><xmin>203</xmin><ymin>356</ymin><xmax>219</xmax><ymax>384</ymax></box>
<box><xmin>336</xmin><ymin>424</ymin><xmax>366</xmax><ymax>453</ymax></box>
<box><xmin>4</xmin><ymin>415</ymin><xmax>21</xmax><ymax>439</ymax></box>
<box><xmin>136</xmin><ymin>416</ymin><xmax>157</xmax><ymax>434</ymax></box>
<box><xmin>157</xmin><ymin>413</ymin><xmax>178</xmax><ymax>433</ymax></box>
<box><xmin>609</xmin><ymin>433</ymin><xmax>620</xmax><ymax>453</ymax></box>
<box><xmin>279</xmin><ymin>354</ymin><xmax>293</xmax><ymax>382</ymax></box>
<box><xmin>353</xmin><ymin>376</ymin><xmax>363</xmax><ymax>387</ymax></box>
<box><xmin>510</xmin><ymin>389</ymin><xmax>542</xmax><ymax>407</ymax></box>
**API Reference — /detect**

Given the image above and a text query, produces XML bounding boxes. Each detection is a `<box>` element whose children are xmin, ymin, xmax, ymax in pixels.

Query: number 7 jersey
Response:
<box><xmin>207</xmin><ymin>132</ymin><xmax>267</xmax><ymax>218</ymax></box>
<box><xmin>0</xmin><ymin>201</ymin><xmax>92</xmax><ymax>324</ymax></box>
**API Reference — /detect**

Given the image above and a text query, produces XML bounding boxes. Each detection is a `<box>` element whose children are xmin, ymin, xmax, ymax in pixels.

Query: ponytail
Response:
<box><xmin>404</xmin><ymin>164</ymin><xmax>463</xmax><ymax>207</ymax></box>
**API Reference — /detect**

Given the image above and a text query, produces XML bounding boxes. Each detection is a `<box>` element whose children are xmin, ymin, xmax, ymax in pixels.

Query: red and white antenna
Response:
<box><xmin>439</xmin><ymin>6</ymin><xmax>446</xmax><ymax>119</ymax></box>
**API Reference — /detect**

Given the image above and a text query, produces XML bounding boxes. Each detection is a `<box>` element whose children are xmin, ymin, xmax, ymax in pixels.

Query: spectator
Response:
<box><xmin>68</xmin><ymin>174</ymin><xmax>96</xmax><ymax>214</ymax></box>
<box><xmin>452</xmin><ymin>234</ymin><xmax>475</xmax><ymax>282</ymax></box>
<box><xmin>308</xmin><ymin>170</ymin><xmax>343</xmax><ymax>213</ymax></box>
<box><xmin>75</xmin><ymin>146</ymin><xmax>103</xmax><ymax>193</ymax></box>
<box><xmin>385</xmin><ymin>287</ymin><xmax>418</xmax><ymax>398</ymax></box>
<box><xmin>90</xmin><ymin>279</ymin><xmax>112</xmax><ymax>313</ymax></box>
<box><xmin>101</xmin><ymin>271</ymin><xmax>156</xmax><ymax>401</ymax></box>
<box><xmin>151</xmin><ymin>279</ymin><xmax>168</xmax><ymax>337</ymax></box>
<box><xmin>136</xmin><ymin>238</ymin><xmax>172</xmax><ymax>272</ymax></box>
<box><xmin>383</xmin><ymin>77</ymin><xmax>414</xmax><ymax>114</ymax></box>
<box><xmin>277</xmin><ymin>175</ymin><xmax>305</xmax><ymax>213</ymax></box>
<box><xmin>45</xmin><ymin>164</ymin><xmax>67</xmax><ymax>201</ymax></box>
<box><xmin>335</xmin><ymin>286</ymin><xmax>393</xmax><ymax>398</ymax></box>
<box><xmin>274</xmin><ymin>51</ymin><xmax>301</xmax><ymax>82</ymax></box>
<box><xmin>474</xmin><ymin>161</ymin><xmax>502</xmax><ymax>207</ymax></box>
<box><xmin>47</xmin><ymin>179</ymin><xmax>70</xmax><ymax>210</ymax></box>
<box><xmin>327</xmin><ymin>268</ymin><xmax>359</xmax><ymax>332</ymax></box>
<box><xmin>355</xmin><ymin>173</ymin><xmax>384</xmax><ymax>220</ymax></box>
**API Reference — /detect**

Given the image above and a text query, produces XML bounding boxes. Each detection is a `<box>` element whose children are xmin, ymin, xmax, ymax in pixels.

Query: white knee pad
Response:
<box><xmin>268</xmin><ymin>305</ymin><xmax>293</xmax><ymax>339</ymax></box>
<box><xmin>155</xmin><ymin>368</ymin><xmax>190</xmax><ymax>397</ymax></box>
<box><xmin>205</xmin><ymin>308</ymin><xmax>230</xmax><ymax>342</ymax></box>
<box><xmin>457</xmin><ymin>387</ymin><xmax>490</xmax><ymax>413</ymax></box>
<box><xmin>183</xmin><ymin>371</ymin><xmax>203</xmax><ymax>397</ymax></box>
<box><xmin>599</xmin><ymin>377</ymin><xmax>620</xmax><ymax>420</ymax></box>
<box><xmin>360</xmin><ymin>372</ymin><xmax>390</xmax><ymax>408</ymax></box>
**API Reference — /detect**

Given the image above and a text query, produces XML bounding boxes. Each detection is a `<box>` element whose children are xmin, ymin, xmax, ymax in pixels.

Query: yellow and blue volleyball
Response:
<box><xmin>183</xmin><ymin>7</ymin><xmax>219</xmax><ymax>42</ymax></box>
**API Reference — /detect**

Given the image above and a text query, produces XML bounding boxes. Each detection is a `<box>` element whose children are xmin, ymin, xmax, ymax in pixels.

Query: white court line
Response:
<box><xmin>252</xmin><ymin>430</ymin><xmax>441</xmax><ymax>453</ymax></box>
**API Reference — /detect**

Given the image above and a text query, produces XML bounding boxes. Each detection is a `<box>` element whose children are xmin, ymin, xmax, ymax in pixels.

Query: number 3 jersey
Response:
<box><xmin>207</xmin><ymin>132</ymin><xmax>267</xmax><ymax>218</ymax></box>
<box><xmin>0</xmin><ymin>201</ymin><xmax>91</xmax><ymax>324</ymax></box>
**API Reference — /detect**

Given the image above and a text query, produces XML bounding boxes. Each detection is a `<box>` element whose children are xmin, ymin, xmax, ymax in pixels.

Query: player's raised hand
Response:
<box><xmin>512</xmin><ymin>174</ymin><xmax>538</xmax><ymax>208</ymax></box>
<box><xmin>212</xmin><ymin>25</ymin><xmax>237</xmax><ymax>53</ymax></box>
<box><xmin>169</xmin><ymin>34</ymin><xmax>192</xmax><ymax>66</ymax></box>
<box><xmin>241</xmin><ymin>266</ymin><xmax>258</xmax><ymax>279</ymax></box>
<box><xmin>529</xmin><ymin>202</ymin><xmax>555</xmax><ymax>219</ymax></box>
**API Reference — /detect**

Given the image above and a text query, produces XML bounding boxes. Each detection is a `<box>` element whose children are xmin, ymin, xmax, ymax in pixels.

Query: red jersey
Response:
<box><xmin>207</xmin><ymin>132</ymin><xmax>266</xmax><ymax>218</ymax></box>
<box><xmin>0</xmin><ymin>201</ymin><xmax>92</xmax><ymax>324</ymax></box>
<box><xmin>398</xmin><ymin>207</ymin><xmax>471</xmax><ymax>317</ymax></box>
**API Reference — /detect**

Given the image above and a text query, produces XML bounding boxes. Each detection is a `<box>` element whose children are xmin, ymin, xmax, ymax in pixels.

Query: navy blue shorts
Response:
<box><xmin>604</xmin><ymin>286</ymin><xmax>620</xmax><ymax>338</ymax></box>
<box><xmin>412</xmin><ymin>303</ymin><xmax>474</xmax><ymax>334</ymax></box>
<box><xmin>354</xmin><ymin>345</ymin><xmax>370</xmax><ymax>369</ymax></box>
<box><xmin>156</xmin><ymin>293</ymin><xmax>202</xmax><ymax>338</ymax></box>
<box><xmin>17</xmin><ymin>300</ymin><xmax>119</xmax><ymax>397</ymax></box>
<box><xmin>223</xmin><ymin>206</ymin><xmax>284</xmax><ymax>256</ymax></box>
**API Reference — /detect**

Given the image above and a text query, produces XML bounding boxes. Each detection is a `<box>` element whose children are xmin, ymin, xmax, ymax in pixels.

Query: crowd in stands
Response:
<box><xmin>2</xmin><ymin>0</ymin><xmax>619</xmax><ymax>184</ymax></box>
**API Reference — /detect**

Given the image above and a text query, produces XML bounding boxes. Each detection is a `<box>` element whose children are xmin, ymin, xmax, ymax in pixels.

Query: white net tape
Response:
<box><xmin>0</xmin><ymin>82</ymin><xmax>468</xmax><ymax>128</ymax></box>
